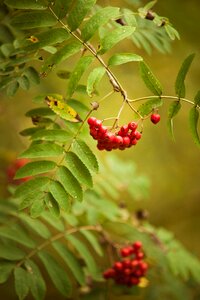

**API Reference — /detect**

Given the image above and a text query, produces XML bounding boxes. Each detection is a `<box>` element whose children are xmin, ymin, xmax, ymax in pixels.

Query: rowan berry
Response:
<box><xmin>150</xmin><ymin>113</ymin><xmax>160</xmax><ymax>124</ymax></box>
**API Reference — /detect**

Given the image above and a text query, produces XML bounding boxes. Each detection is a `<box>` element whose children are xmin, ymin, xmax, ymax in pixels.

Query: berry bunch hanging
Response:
<box><xmin>87</xmin><ymin>117</ymin><xmax>142</xmax><ymax>151</ymax></box>
<box><xmin>103</xmin><ymin>241</ymin><xmax>148</xmax><ymax>287</ymax></box>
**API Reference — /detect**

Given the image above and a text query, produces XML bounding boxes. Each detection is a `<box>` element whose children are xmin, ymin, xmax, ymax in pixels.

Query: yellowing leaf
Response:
<box><xmin>45</xmin><ymin>95</ymin><xmax>82</xmax><ymax>122</ymax></box>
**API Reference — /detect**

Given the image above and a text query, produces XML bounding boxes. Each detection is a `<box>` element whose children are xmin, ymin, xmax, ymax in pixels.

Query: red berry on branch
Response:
<box><xmin>114</xmin><ymin>261</ymin><xmax>123</xmax><ymax>271</ymax></box>
<box><xmin>150</xmin><ymin>113</ymin><xmax>160</xmax><ymax>124</ymax></box>
<box><xmin>87</xmin><ymin>117</ymin><xmax>96</xmax><ymax>126</ymax></box>
<box><xmin>133</xmin><ymin>241</ymin><xmax>142</xmax><ymax>251</ymax></box>
<box><xmin>128</xmin><ymin>121</ymin><xmax>138</xmax><ymax>131</ymax></box>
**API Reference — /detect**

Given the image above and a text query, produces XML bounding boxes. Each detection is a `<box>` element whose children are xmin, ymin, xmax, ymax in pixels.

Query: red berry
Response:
<box><xmin>123</xmin><ymin>259</ymin><xmax>132</xmax><ymax>268</ymax></box>
<box><xmin>133</xmin><ymin>241</ymin><xmax>142</xmax><ymax>251</ymax></box>
<box><xmin>150</xmin><ymin>113</ymin><xmax>160</xmax><ymax>124</ymax></box>
<box><xmin>123</xmin><ymin>136</ymin><xmax>130</xmax><ymax>147</ymax></box>
<box><xmin>87</xmin><ymin>117</ymin><xmax>96</xmax><ymax>126</ymax></box>
<box><xmin>116</xmin><ymin>135</ymin><xmax>123</xmax><ymax>146</ymax></box>
<box><xmin>128</xmin><ymin>122</ymin><xmax>138</xmax><ymax>131</ymax></box>
<box><xmin>94</xmin><ymin>119</ymin><xmax>102</xmax><ymax>127</ymax></box>
<box><xmin>130</xmin><ymin>277</ymin><xmax>140</xmax><ymax>285</ymax></box>
<box><xmin>124</xmin><ymin>268</ymin><xmax>131</xmax><ymax>276</ymax></box>
<box><xmin>114</xmin><ymin>261</ymin><xmax>123</xmax><ymax>271</ymax></box>
<box><xmin>135</xmin><ymin>252</ymin><xmax>144</xmax><ymax>260</ymax></box>
<box><xmin>119</xmin><ymin>125</ymin><xmax>129</xmax><ymax>136</ymax></box>
<box><xmin>131</xmin><ymin>138</ymin><xmax>137</xmax><ymax>145</ymax></box>
<box><xmin>103</xmin><ymin>268</ymin><xmax>116</xmax><ymax>279</ymax></box>
<box><xmin>135</xmin><ymin>131</ymin><xmax>142</xmax><ymax>140</ymax></box>
<box><xmin>121</xmin><ymin>247</ymin><xmax>131</xmax><ymax>257</ymax></box>
<box><xmin>139</xmin><ymin>262</ymin><xmax>148</xmax><ymax>273</ymax></box>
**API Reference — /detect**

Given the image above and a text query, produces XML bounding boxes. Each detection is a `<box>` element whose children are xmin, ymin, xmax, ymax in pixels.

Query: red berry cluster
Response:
<box><xmin>87</xmin><ymin>117</ymin><xmax>142</xmax><ymax>151</ymax></box>
<box><xmin>103</xmin><ymin>241</ymin><xmax>148</xmax><ymax>287</ymax></box>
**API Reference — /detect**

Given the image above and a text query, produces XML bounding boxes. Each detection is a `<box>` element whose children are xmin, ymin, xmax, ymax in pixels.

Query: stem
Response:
<box><xmin>16</xmin><ymin>225</ymin><xmax>101</xmax><ymax>268</ymax></box>
<box><xmin>128</xmin><ymin>95</ymin><xmax>198</xmax><ymax>107</ymax></box>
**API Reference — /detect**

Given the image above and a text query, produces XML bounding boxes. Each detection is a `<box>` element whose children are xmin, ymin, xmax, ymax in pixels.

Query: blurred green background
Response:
<box><xmin>0</xmin><ymin>0</ymin><xmax>200</xmax><ymax>264</ymax></box>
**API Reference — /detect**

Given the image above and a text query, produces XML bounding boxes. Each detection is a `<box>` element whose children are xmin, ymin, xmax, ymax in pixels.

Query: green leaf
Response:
<box><xmin>19</xmin><ymin>143</ymin><xmax>64</xmax><ymax>158</ymax></box>
<box><xmin>81</xmin><ymin>6</ymin><xmax>120</xmax><ymax>41</ymax></box>
<box><xmin>32</xmin><ymin>129</ymin><xmax>72</xmax><ymax>143</ymax></box>
<box><xmin>49</xmin><ymin>181</ymin><xmax>70</xmax><ymax>211</ymax></box>
<box><xmin>44</xmin><ymin>42</ymin><xmax>82</xmax><ymax>71</ymax></box>
<box><xmin>44</xmin><ymin>193</ymin><xmax>60</xmax><ymax>218</ymax></box>
<box><xmin>87</xmin><ymin>66</ymin><xmax>105</xmax><ymax>96</ymax></box>
<box><xmin>5</xmin><ymin>0</ymin><xmax>47</xmax><ymax>9</ymax></box>
<box><xmin>67</xmin><ymin>99</ymin><xmax>89</xmax><ymax>116</ymax></box>
<box><xmin>139</xmin><ymin>61</ymin><xmax>162</xmax><ymax>96</ymax></box>
<box><xmin>194</xmin><ymin>90</ymin><xmax>200</xmax><ymax>106</ymax></box>
<box><xmin>57</xmin><ymin>166</ymin><xmax>83</xmax><ymax>202</ymax></box>
<box><xmin>14</xmin><ymin>267</ymin><xmax>30</xmax><ymax>300</ymax></box>
<box><xmin>20</xmin><ymin>127</ymin><xmax>41</xmax><ymax>137</ymax></box>
<box><xmin>18</xmin><ymin>76</ymin><xmax>30</xmax><ymax>90</ymax></box>
<box><xmin>19</xmin><ymin>191</ymin><xmax>45</xmax><ymax>211</ymax></box>
<box><xmin>65</xmin><ymin>152</ymin><xmax>93</xmax><ymax>188</ymax></box>
<box><xmin>67</xmin><ymin>0</ymin><xmax>96</xmax><ymax>31</ymax></box>
<box><xmin>41</xmin><ymin>211</ymin><xmax>64</xmax><ymax>231</ymax></box>
<box><xmin>108</xmin><ymin>53</ymin><xmax>143</xmax><ymax>66</ymax></box>
<box><xmin>30</xmin><ymin>198</ymin><xmax>45</xmax><ymax>218</ymax></box>
<box><xmin>24</xmin><ymin>28</ymin><xmax>69</xmax><ymax>52</ymax></box>
<box><xmin>80</xmin><ymin>229</ymin><xmax>103</xmax><ymax>256</ymax></box>
<box><xmin>53</xmin><ymin>0</ymin><xmax>74</xmax><ymax>19</ymax></box>
<box><xmin>15</xmin><ymin>160</ymin><xmax>56</xmax><ymax>179</ymax></box>
<box><xmin>144</xmin><ymin>0</ymin><xmax>157</xmax><ymax>10</ymax></box>
<box><xmin>0</xmin><ymin>224</ymin><xmax>36</xmax><ymax>248</ymax></box>
<box><xmin>25</xmin><ymin>107</ymin><xmax>55</xmax><ymax>117</ymax></box>
<box><xmin>165</xmin><ymin>24</ymin><xmax>180</xmax><ymax>41</ymax></box>
<box><xmin>15</xmin><ymin>176</ymin><xmax>49</xmax><ymax>200</ymax></box>
<box><xmin>189</xmin><ymin>107</ymin><xmax>200</xmax><ymax>147</ymax></box>
<box><xmin>72</xmin><ymin>139</ymin><xmax>99</xmax><ymax>173</ymax></box>
<box><xmin>66</xmin><ymin>235</ymin><xmax>100</xmax><ymax>279</ymax></box>
<box><xmin>38</xmin><ymin>251</ymin><xmax>72</xmax><ymax>297</ymax></box>
<box><xmin>98</xmin><ymin>26</ymin><xmax>135</xmax><ymax>54</ymax></box>
<box><xmin>0</xmin><ymin>262</ymin><xmax>15</xmax><ymax>283</ymax></box>
<box><xmin>25</xmin><ymin>260</ymin><xmax>46</xmax><ymax>300</ymax></box>
<box><xmin>137</xmin><ymin>97</ymin><xmax>163</xmax><ymax>117</ymax></box>
<box><xmin>0</xmin><ymin>243</ymin><xmax>25</xmax><ymax>260</ymax></box>
<box><xmin>167</xmin><ymin>101</ymin><xmax>181</xmax><ymax>140</ymax></box>
<box><xmin>53</xmin><ymin>241</ymin><xmax>85</xmax><ymax>285</ymax></box>
<box><xmin>67</xmin><ymin>56</ymin><xmax>94</xmax><ymax>98</ymax></box>
<box><xmin>24</xmin><ymin>67</ymin><xmax>40</xmax><ymax>85</ymax></box>
<box><xmin>11</xmin><ymin>11</ymin><xmax>57</xmax><ymax>29</ymax></box>
<box><xmin>6</xmin><ymin>81</ymin><xmax>19</xmax><ymax>96</ymax></box>
<box><xmin>175</xmin><ymin>53</ymin><xmax>195</xmax><ymax>98</ymax></box>
<box><xmin>19</xmin><ymin>214</ymin><xmax>51</xmax><ymax>239</ymax></box>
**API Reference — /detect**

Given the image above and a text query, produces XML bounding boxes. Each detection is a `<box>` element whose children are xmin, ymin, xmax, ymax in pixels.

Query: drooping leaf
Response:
<box><xmin>6</xmin><ymin>81</ymin><xmax>19</xmax><ymax>96</ymax></box>
<box><xmin>98</xmin><ymin>26</ymin><xmax>135</xmax><ymax>54</ymax></box>
<box><xmin>167</xmin><ymin>101</ymin><xmax>181</xmax><ymax>140</ymax></box>
<box><xmin>137</xmin><ymin>97</ymin><xmax>163</xmax><ymax>117</ymax></box>
<box><xmin>108</xmin><ymin>53</ymin><xmax>143</xmax><ymax>66</ymax></box>
<box><xmin>18</xmin><ymin>76</ymin><xmax>30</xmax><ymax>90</ymax></box>
<box><xmin>66</xmin><ymin>235</ymin><xmax>101</xmax><ymax>280</ymax></box>
<box><xmin>19</xmin><ymin>214</ymin><xmax>51</xmax><ymax>239</ymax></box>
<box><xmin>14</xmin><ymin>267</ymin><xmax>30</xmax><ymax>300</ymax></box>
<box><xmin>139</xmin><ymin>61</ymin><xmax>162</xmax><ymax>95</ymax></box>
<box><xmin>15</xmin><ymin>176</ymin><xmax>49</xmax><ymax>200</ymax></box>
<box><xmin>19</xmin><ymin>191</ymin><xmax>45</xmax><ymax>211</ymax></box>
<box><xmin>57</xmin><ymin>166</ymin><xmax>83</xmax><ymax>202</ymax></box>
<box><xmin>20</xmin><ymin>127</ymin><xmax>41</xmax><ymax>137</ymax></box>
<box><xmin>46</xmin><ymin>95</ymin><xmax>82</xmax><ymax>122</ymax></box>
<box><xmin>87</xmin><ymin>66</ymin><xmax>106</xmax><ymax>96</ymax></box>
<box><xmin>38</xmin><ymin>251</ymin><xmax>72</xmax><ymax>297</ymax></box>
<box><xmin>11</xmin><ymin>12</ymin><xmax>57</xmax><ymax>29</ymax></box>
<box><xmin>67</xmin><ymin>56</ymin><xmax>94</xmax><ymax>98</ymax></box>
<box><xmin>19</xmin><ymin>143</ymin><xmax>64</xmax><ymax>158</ymax></box>
<box><xmin>25</xmin><ymin>260</ymin><xmax>46</xmax><ymax>300</ymax></box>
<box><xmin>44</xmin><ymin>42</ymin><xmax>82</xmax><ymax>71</ymax></box>
<box><xmin>53</xmin><ymin>241</ymin><xmax>85</xmax><ymax>285</ymax></box>
<box><xmin>0</xmin><ymin>262</ymin><xmax>15</xmax><ymax>283</ymax></box>
<box><xmin>15</xmin><ymin>160</ymin><xmax>56</xmax><ymax>179</ymax></box>
<box><xmin>25</xmin><ymin>107</ymin><xmax>55</xmax><ymax>117</ymax></box>
<box><xmin>80</xmin><ymin>229</ymin><xmax>103</xmax><ymax>256</ymax></box>
<box><xmin>81</xmin><ymin>6</ymin><xmax>120</xmax><ymax>41</ymax></box>
<box><xmin>49</xmin><ymin>181</ymin><xmax>70</xmax><ymax>211</ymax></box>
<box><xmin>0</xmin><ymin>243</ymin><xmax>25</xmax><ymax>260</ymax></box>
<box><xmin>175</xmin><ymin>53</ymin><xmax>195</xmax><ymax>98</ymax></box>
<box><xmin>65</xmin><ymin>152</ymin><xmax>93</xmax><ymax>188</ymax></box>
<box><xmin>189</xmin><ymin>107</ymin><xmax>200</xmax><ymax>147</ymax></box>
<box><xmin>32</xmin><ymin>129</ymin><xmax>72</xmax><ymax>143</ymax></box>
<box><xmin>72</xmin><ymin>139</ymin><xmax>99</xmax><ymax>173</ymax></box>
<box><xmin>5</xmin><ymin>0</ymin><xmax>47</xmax><ymax>10</ymax></box>
<box><xmin>0</xmin><ymin>224</ymin><xmax>36</xmax><ymax>248</ymax></box>
<box><xmin>67</xmin><ymin>0</ymin><xmax>96</xmax><ymax>31</ymax></box>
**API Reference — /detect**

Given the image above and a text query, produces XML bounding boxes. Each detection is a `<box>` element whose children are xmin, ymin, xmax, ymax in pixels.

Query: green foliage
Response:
<box><xmin>139</xmin><ymin>61</ymin><xmax>162</xmax><ymax>95</ymax></box>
